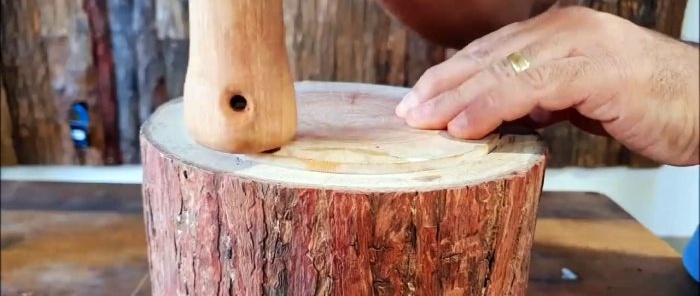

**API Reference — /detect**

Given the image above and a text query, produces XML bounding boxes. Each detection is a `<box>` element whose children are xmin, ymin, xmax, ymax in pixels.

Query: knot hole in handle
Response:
<box><xmin>229</xmin><ymin>95</ymin><xmax>247</xmax><ymax>112</ymax></box>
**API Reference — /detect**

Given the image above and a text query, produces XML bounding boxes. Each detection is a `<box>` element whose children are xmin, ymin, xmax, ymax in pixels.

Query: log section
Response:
<box><xmin>141</xmin><ymin>81</ymin><xmax>547</xmax><ymax>295</ymax></box>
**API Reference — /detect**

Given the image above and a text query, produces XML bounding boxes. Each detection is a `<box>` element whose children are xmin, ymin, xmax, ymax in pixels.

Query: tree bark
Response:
<box><xmin>106</xmin><ymin>0</ymin><xmax>167</xmax><ymax>164</ymax></box>
<box><xmin>141</xmin><ymin>81</ymin><xmax>547</xmax><ymax>296</ymax></box>
<box><xmin>0</xmin><ymin>71</ymin><xmax>17</xmax><ymax>166</ymax></box>
<box><xmin>40</xmin><ymin>0</ymin><xmax>106</xmax><ymax>165</ymax></box>
<box><xmin>283</xmin><ymin>0</ymin><xmax>446</xmax><ymax>86</ymax></box>
<box><xmin>655</xmin><ymin>0</ymin><xmax>689</xmax><ymax>37</ymax></box>
<box><xmin>0</xmin><ymin>0</ymin><xmax>75</xmax><ymax>164</ymax></box>
<box><xmin>84</xmin><ymin>0</ymin><xmax>122</xmax><ymax>165</ymax></box>
<box><xmin>156</xmin><ymin>0</ymin><xmax>189</xmax><ymax>100</ymax></box>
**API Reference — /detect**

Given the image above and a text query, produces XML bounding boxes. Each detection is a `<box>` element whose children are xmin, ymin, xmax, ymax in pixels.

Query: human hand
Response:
<box><xmin>395</xmin><ymin>6</ymin><xmax>699</xmax><ymax>166</ymax></box>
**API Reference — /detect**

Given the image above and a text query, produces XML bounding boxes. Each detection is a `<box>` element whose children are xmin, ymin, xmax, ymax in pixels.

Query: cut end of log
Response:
<box><xmin>144</xmin><ymin>81</ymin><xmax>546</xmax><ymax>192</ymax></box>
<box><xmin>141</xmin><ymin>81</ymin><xmax>547</xmax><ymax>296</ymax></box>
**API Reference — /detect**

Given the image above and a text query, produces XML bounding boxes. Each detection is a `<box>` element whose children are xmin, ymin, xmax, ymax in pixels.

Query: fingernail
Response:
<box><xmin>395</xmin><ymin>91</ymin><xmax>416</xmax><ymax>117</ymax></box>
<box><xmin>405</xmin><ymin>100</ymin><xmax>435</xmax><ymax>124</ymax></box>
<box><xmin>450</xmin><ymin>111</ymin><xmax>469</xmax><ymax>130</ymax></box>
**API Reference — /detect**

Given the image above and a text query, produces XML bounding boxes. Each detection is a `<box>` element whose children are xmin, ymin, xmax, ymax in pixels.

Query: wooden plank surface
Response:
<box><xmin>0</xmin><ymin>181</ymin><xmax>697</xmax><ymax>296</ymax></box>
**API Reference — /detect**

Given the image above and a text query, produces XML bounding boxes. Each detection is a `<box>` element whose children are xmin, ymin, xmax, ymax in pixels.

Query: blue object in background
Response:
<box><xmin>69</xmin><ymin>102</ymin><xmax>90</xmax><ymax>149</ymax></box>
<box><xmin>683</xmin><ymin>225</ymin><xmax>700</xmax><ymax>282</ymax></box>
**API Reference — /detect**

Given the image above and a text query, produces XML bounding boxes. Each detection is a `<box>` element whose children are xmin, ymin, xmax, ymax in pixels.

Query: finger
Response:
<box><xmin>447</xmin><ymin>56</ymin><xmax>603</xmax><ymax>139</ymax></box>
<box><xmin>397</xmin><ymin>28</ymin><xmax>538</xmax><ymax>118</ymax></box>
<box><xmin>404</xmin><ymin>38</ymin><xmax>570</xmax><ymax>130</ymax></box>
<box><xmin>396</xmin><ymin>16</ymin><xmax>557</xmax><ymax>118</ymax></box>
<box><xmin>395</xmin><ymin>57</ymin><xmax>483</xmax><ymax>118</ymax></box>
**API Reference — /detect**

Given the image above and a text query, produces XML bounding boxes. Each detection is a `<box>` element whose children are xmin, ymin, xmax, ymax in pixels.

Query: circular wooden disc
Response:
<box><xmin>243</xmin><ymin>83</ymin><xmax>500</xmax><ymax>175</ymax></box>
<box><xmin>143</xmin><ymin>81</ymin><xmax>545</xmax><ymax>191</ymax></box>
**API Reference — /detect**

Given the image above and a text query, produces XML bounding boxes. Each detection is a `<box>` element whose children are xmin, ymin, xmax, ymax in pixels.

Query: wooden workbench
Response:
<box><xmin>1</xmin><ymin>181</ymin><xmax>697</xmax><ymax>296</ymax></box>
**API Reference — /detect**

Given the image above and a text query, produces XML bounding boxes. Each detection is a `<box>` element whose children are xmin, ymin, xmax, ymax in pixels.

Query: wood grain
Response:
<box><xmin>245</xmin><ymin>82</ymin><xmax>503</xmax><ymax>175</ymax></box>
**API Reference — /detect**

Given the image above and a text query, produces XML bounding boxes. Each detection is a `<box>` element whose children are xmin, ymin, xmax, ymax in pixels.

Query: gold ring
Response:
<box><xmin>507</xmin><ymin>52</ymin><xmax>530</xmax><ymax>73</ymax></box>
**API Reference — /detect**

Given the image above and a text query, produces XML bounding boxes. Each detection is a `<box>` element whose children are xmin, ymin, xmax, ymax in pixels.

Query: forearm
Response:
<box><xmin>684</xmin><ymin>43</ymin><xmax>700</xmax><ymax>165</ymax></box>
<box><xmin>668</xmin><ymin>39</ymin><xmax>700</xmax><ymax>165</ymax></box>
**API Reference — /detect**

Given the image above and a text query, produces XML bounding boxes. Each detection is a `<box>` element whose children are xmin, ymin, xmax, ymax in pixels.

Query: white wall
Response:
<box><xmin>682</xmin><ymin>0</ymin><xmax>699</xmax><ymax>43</ymax></box>
<box><xmin>544</xmin><ymin>166</ymin><xmax>699</xmax><ymax>237</ymax></box>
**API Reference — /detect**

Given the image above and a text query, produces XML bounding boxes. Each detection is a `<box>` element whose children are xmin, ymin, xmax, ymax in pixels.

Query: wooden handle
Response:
<box><xmin>183</xmin><ymin>0</ymin><xmax>297</xmax><ymax>154</ymax></box>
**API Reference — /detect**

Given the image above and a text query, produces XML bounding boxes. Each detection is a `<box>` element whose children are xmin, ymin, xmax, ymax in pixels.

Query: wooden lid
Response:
<box><xmin>142</xmin><ymin>81</ymin><xmax>545</xmax><ymax>191</ymax></box>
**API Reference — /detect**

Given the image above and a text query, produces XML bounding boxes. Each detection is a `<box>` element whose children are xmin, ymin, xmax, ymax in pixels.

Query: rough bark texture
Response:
<box><xmin>141</xmin><ymin>139</ymin><xmax>546</xmax><ymax>296</ymax></box>
<box><xmin>104</xmin><ymin>0</ymin><xmax>168</xmax><ymax>164</ymax></box>
<box><xmin>5</xmin><ymin>182</ymin><xmax>699</xmax><ymax>296</ymax></box>
<box><xmin>134</xmin><ymin>0</ymin><xmax>168</xmax><ymax>125</ymax></box>
<box><xmin>655</xmin><ymin>0</ymin><xmax>689</xmax><ymax>38</ymax></box>
<box><xmin>0</xmin><ymin>72</ymin><xmax>17</xmax><ymax>166</ymax></box>
<box><xmin>283</xmin><ymin>0</ymin><xmax>446</xmax><ymax>85</ymax></box>
<box><xmin>40</xmin><ymin>0</ymin><xmax>106</xmax><ymax>165</ymax></box>
<box><xmin>156</xmin><ymin>0</ymin><xmax>189</xmax><ymax>100</ymax></box>
<box><xmin>84</xmin><ymin>0</ymin><xmax>122</xmax><ymax>165</ymax></box>
<box><xmin>104</xmin><ymin>0</ymin><xmax>138</xmax><ymax>164</ymax></box>
<box><xmin>0</xmin><ymin>0</ymin><xmax>75</xmax><ymax>164</ymax></box>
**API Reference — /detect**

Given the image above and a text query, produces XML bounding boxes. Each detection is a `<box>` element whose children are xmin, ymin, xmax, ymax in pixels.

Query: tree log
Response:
<box><xmin>0</xmin><ymin>71</ymin><xmax>17</xmax><ymax>166</ymax></box>
<box><xmin>0</xmin><ymin>0</ymin><xmax>75</xmax><ymax>164</ymax></box>
<box><xmin>155</xmin><ymin>0</ymin><xmax>189</xmax><ymax>100</ymax></box>
<box><xmin>40</xmin><ymin>0</ymin><xmax>105</xmax><ymax>165</ymax></box>
<box><xmin>141</xmin><ymin>81</ymin><xmax>547</xmax><ymax>296</ymax></box>
<box><xmin>84</xmin><ymin>0</ymin><xmax>122</xmax><ymax>165</ymax></box>
<box><xmin>106</xmin><ymin>0</ymin><xmax>167</xmax><ymax>164</ymax></box>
